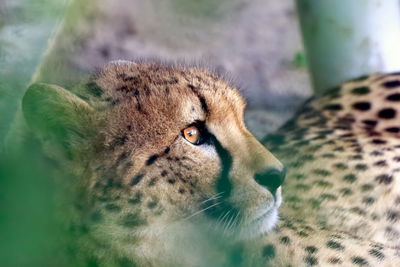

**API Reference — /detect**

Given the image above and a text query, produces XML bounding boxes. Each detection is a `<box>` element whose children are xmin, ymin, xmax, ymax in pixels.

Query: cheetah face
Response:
<box><xmin>22</xmin><ymin>61</ymin><xmax>285</xmax><ymax>242</ymax></box>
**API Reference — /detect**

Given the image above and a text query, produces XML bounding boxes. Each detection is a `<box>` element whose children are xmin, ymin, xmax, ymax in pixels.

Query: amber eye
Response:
<box><xmin>183</xmin><ymin>126</ymin><xmax>200</xmax><ymax>144</ymax></box>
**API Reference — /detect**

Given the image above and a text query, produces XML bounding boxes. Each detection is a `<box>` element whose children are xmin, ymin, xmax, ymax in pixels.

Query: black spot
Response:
<box><xmin>86</xmin><ymin>82</ymin><xmax>104</xmax><ymax>97</ymax></box>
<box><xmin>297</xmin><ymin>231</ymin><xmax>309</xmax><ymax>237</ymax></box>
<box><xmin>383</xmin><ymin>80</ymin><xmax>400</xmax><ymax>89</ymax></box>
<box><xmin>178</xmin><ymin>188</ymin><xmax>185</xmax><ymax>194</ymax></box>
<box><xmin>343</xmin><ymin>174</ymin><xmax>357</xmax><ymax>183</ymax></box>
<box><xmin>148</xmin><ymin>177</ymin><xmax>157</xmax><ymax>187</ymax></box>
<box><xmin>386</xmin><ymin>210</ymin><xmax>400</xmax><ymax>222</ymax></box>
<box><xmin>304</xmin><ymin>255</ymin><xmax>318</xmax><ymax>266</ymax></box>
<box><xmin>334</xmin><ymin>163</ymin><xmax>348</xmax><ymax>170</ymax></box>
<box><xmin>120</xmin><ymin>212</ymin><xmax>146</xmax><ymax>228</ymax></box>
<box><xmin>361</xmin><ymin>184</ymin><xmax>373</xmax><ymax>192</ymax></box>
<box><xmin>352</xmin><ymin>102</ymin><xmax>371</xmax><ymax>111</ymax></box>
<box><xmin>146</xmin><ymin>154</ymin><xmax>158</xmax><ymax>166</ymax></box>
<box><xmin>130</xmin><ymin>174</ymin><xmax>144</xmax><ymax>186</ymax></box>
<box><xmin>328</xmin><ymin>257</ymin><xmax>342</xmax><ymax>264</ymax></box>
<box><xmin>294</xmin><ymin>173</ymin><xmax>306</xmax><ymax>180</ymax></box>
<box><xmin>387</xmin><ymin>93</ymin><xmax>400</xmax><ymax>101</ymax></box>
<box><xmin>353</xmin><ymin>147</ymin><xmax>363</xmax><ymax>153</ymax></box>
<box><xmin>374</xmin><ymin>160</ymin><xmax>387</xmax><ymax>167</ymax></box>
<box><xmin>128</xmin><ymin>193</ymin><xmax>142</xmax><ymax>205</ymax></box>
<box><xmin>323</xmin><ymin>104</ymin><xmax>342</xmax><ymax>111</ymax></box>
<box><xmin>187</xmin><ymin>84</ymin><xmax>195</xmax><ymax>90</ymax></box>
<box><xmin>386</xmin><ymin>127</ymin><xmax>400</xmax><ymax>133</ymax></box>
<box><xmin>372</xmin><ymin>139</ymin><xmax>387</xmax><ymax>145</ymax></box>
<box><xmin>351</xmin><ymin>256</ymin><xmax>369</xmax><ymax>266</ymax></box>
<box><xmin>355</xmin><ymin>164</ymin><xmax>368</xmax><ymax>171</ymax></box>
<box><xmin>368</xmin><ymin>249</ymin><xmax>384</xmax><ymax>260</ymax></box>
<box><xmin>363</xmin><ymin>197</ymin><xmax>375</xmax><ymax>205</ymax></box>
<box><xmin>326</xmin><ymin>240</ymin><xmax>344</xmax><ymax>250</ymax></box>
<box><xmin>105</xmin><ymin>203</ymin><xmax>121</xmax><ymax>212</ymax></box>
<box><xmin>375</xmin><ymin>174</ymin><xmax>393</xmax><ymax>184</ymax></box>
<box><xmin>352</xmin><ymin>86</ymin><xmax>370</xmax><ymax>95</ymax></box>
<box><xmin>167</xmin><ymin>179</ymin><xmax>176</xmax><ymax>184</ymax></box>
<box><xmin>315</xmin><ymin>180</ymin><xmax>333</xmax><ymax>188</ymax></box>
<box><xmin>362</xmin><ymin>120</ymin><xmax>378</xmax><ymax>127</ymax></box>
<box><xmin>340</xmin><ymin>188</ymin><xmax>353</xmax><ymax>196</ymax></box>
<box><xmin>350</xmin><ymin>154</ymin><xmax>363</xmax><ymax>160</ymax></box>
<box><xmin>378</xmin><ymin>108</ymin><xmax>396</xmax><ymax>119</ymax></box>
<box><xmin>309</xmin><ymin>198</ymin><xmax>322</xmax><ymax>209</ymax></box>
<box><xmin>313</xmin><ymin>169</ymin><xmax>331</xmax><ymax>176</ymax></box>
<box><xmin>147</xmin><ymin>199</ymin><xmax>158</xmax><ymax>209</ymax></box>
<box><xmin>320</xmin><ymin>193</ymin><xmax>337</xmax><ymax>201</ymax></box>
<box><xmin>164</xmin><ymin>147</ymin><xmax>170</xmax><ymax>154</ymax></box>
<box><xmin>161</xmin><ymin>170</ymin><xmax>168</xmax><ymax>177</ymax></box>
<box><xmin>339</xmin><ymin>133</ymin><xmax>354</xmax><ymax>138</ymax></box>
<box><xmin>262</xmin><ymin>244</ymin><xmax>276</xmax><ymax>260</ymax></box>
<box><xmin>322</xmin><ymin>153</ymin><xmax>335</xmax><ymax>158</ymax></box>
<box><xmin>280</xmin><ymin>236</ymin><xmax>291</xmax><ymax>245</ymax></box>
<box><xmin>370</xmin><ymin>150</ymin><xmax>383</xmax><ymax>156</ymax></box>
<box><xmin>350</xmin><ymin>207</ymin><xmax>366</xmax><ymax>216</ymax></box>
<box><xmin>305</xmin><ymin>246</ymin><xmax>317</xmax><ymax>254</ymax></box>
<box><xmin>385</xmin><ymin>226</ymin><xmax>400</xmax><ymax>239</ymax></box>
<box><xmin>117</xmin><ymin>85</ymin><xmax>129</xmax><ymax>93</ymax></box>
<box><xmin>169</xmin><ymin>77</ymin><xmax>179</xmax><ymax>84</ymax></box>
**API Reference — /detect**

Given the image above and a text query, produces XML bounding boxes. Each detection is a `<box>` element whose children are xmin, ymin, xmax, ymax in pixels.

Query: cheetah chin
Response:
<box><xmin>237</xmin><ymin>186</ymin><xmax>282</xmax><ymax>240</ymax></box>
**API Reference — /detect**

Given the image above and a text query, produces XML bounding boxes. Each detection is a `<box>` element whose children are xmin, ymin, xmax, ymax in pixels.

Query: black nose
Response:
<box><xmin>254</xmin><ymin>167</ymin><xmax>286</xmax><ymax>194</ymax></box>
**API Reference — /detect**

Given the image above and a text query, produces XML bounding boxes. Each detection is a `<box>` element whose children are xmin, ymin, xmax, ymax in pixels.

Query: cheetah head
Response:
<box><xmin>22</xmin><ymin>61</ymin><xmax>285</xmax><ymax>244</ymax></box>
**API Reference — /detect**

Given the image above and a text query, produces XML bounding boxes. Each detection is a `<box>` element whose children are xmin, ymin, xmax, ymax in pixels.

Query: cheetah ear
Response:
<box><xmin>22</xmin><ymin>83</ymin><xmax>94</xmax><ymax>152</ymax></box>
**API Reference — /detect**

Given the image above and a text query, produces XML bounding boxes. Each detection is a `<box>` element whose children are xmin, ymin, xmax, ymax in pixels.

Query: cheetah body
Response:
<box><xmin>20</xmin><ymin>60</ymin><xmax>400</xmax><ymax>266</ymax></box>
<box><xmin>260</xmin><ymin>73</ymin><xmax>400</xmax><ymax>266</ymax></box>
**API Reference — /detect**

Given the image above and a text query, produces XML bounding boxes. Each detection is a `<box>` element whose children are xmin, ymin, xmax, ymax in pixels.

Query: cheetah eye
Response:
<box><xmin>183</xmin><ymin>126</ymin><xmax>201</xmax><ymax>145</ymax></box>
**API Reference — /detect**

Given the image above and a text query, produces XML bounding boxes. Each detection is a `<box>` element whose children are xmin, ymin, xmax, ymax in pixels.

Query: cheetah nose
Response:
<box><xmin>254</xmin><ymin>167</ymin><xmax>286</xmax><ymax>194</ymax></box>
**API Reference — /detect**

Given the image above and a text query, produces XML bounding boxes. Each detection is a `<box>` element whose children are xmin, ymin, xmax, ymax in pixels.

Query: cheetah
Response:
<box><xmin>21</xmin><ymin>61</ymin><xmax>285</xmax><ymax>266</ymax></box>
<box><xmin>256</xmin><ymin>73</ymin><xmax>400</xmax><ymax>266</ymax></box>
<box><xmin>21</xmin><ymin>59</ymin><xmax>400</xmax><ymax>266</ymax></box>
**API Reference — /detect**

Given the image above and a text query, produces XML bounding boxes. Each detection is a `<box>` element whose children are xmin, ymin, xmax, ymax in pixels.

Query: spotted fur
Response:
<box><xmin>260</xmin><ymin>73</ymin><xmax>400</xmax><ymax>266</ymax></box>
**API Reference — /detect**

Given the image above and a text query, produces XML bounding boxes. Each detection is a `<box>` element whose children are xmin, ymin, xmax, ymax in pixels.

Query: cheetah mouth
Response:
<box><xmin>237</xmin><ymin>187</ymin><xmax>282</xmax><ymax>239</ymax></box>
<box><xmin>199</xmin><ymin>188</ymin><xmax>282</xmax><ymax>240</ymax></box>
<box><xmin>203</xmin><ymin>205</ymin><xmax>278</xmax><ymax>241</ymax></box>
<box><xmin>237</xmin><ymin>206</ymin><xmax>279</xmax><ymax>240</ymax></box>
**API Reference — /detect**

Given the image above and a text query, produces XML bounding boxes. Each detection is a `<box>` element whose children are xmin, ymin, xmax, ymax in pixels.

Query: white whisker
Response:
<box><xmin>200</xmin><ymin>192</ymin><xmax>224</xmax><ymax>204</ymax></box>
<box><xmin>218</xmin><ymin>210</ymin><xmax>231</xmax><ymax>228</ymax></box>
<box><xmin>183</xmin><ymin>201</ymin><xmax>220</xmax><ymax>221</ymax></box>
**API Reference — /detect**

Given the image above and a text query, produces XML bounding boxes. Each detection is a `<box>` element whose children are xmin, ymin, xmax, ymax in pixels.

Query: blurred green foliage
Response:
<box><xmin>0</xmin><ymin>0</ymin><xmax>73</xmax><ymax>266</ymax></box>
<box><xmin>0</xmin><ymin>143</ymin><xmax>75</xmax><ymax>266</ymax></box>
